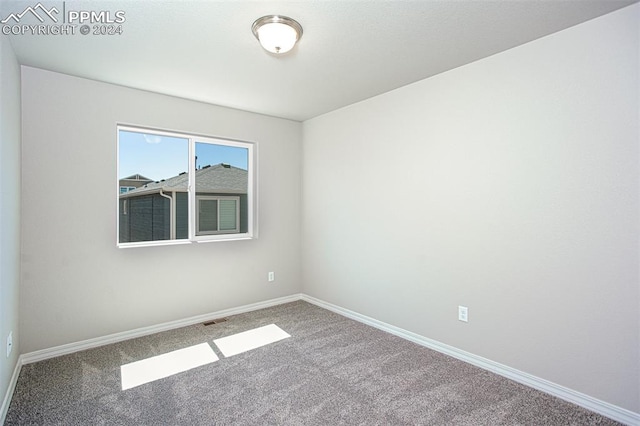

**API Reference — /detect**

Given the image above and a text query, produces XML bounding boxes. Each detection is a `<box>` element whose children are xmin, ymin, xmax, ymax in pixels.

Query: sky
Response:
<box><xmin>119</xmin><ymin>130</ymin><xmax>249</xmax><ymax>181</ymax></box>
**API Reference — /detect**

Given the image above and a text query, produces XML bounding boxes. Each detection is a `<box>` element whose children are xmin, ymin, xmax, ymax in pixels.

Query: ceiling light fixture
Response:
<box><xmin>252</xmin><ymin>15</ymin><xmax>303</xmax><ymax>55</ymax></box>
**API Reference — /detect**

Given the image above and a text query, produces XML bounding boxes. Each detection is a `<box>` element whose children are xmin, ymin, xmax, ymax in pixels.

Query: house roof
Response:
<box><xmin>120</xmin><ymin>164</ymin><xmax>247</xmax><ymax>197</ymax></box>
<box><xmin>120</xmin><ymin>174</ymin><xmax>152</xmax><ymax>182</ymax></box>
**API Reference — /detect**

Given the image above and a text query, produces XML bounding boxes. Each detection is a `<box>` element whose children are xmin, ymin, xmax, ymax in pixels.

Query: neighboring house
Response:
<box><xmin>119</xmin><ymin>174</ymin><xmax>153</xmax><ymax>194</ymax></box>
<box><xmin>119</xmin><ymin>164</ymin><xmax>248</xmax><ymax>243</ymax></box>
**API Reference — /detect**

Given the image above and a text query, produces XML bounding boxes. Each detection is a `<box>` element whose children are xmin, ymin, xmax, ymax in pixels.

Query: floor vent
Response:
<box><xmin>203</xmin><ymin>318</ymin><xmax>228</xmax><ymax>326</ymax></box>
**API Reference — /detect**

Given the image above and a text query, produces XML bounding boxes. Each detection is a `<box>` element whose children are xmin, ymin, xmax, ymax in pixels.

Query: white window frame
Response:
<box><xmin>117</xmin><ymin>125</ymin><xmax>257</xmax><ymax>248</ymax></box>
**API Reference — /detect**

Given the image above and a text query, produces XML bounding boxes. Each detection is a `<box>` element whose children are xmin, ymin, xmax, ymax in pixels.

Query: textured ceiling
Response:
<box><xmin>2</xmin><ymin>0</ymin><xmax>637</xmax><ymax>121</ymax></box>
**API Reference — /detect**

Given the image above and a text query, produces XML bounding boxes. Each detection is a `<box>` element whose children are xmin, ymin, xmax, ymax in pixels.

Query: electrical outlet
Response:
<box><xmin>6</xmin><ymin>332</ymin><xmax>13</xmax><ymax>358</ymax></box>
<box><xmin>458</xmin><ymin>306</ymin><xmax>468</xmax><ymax>323</ymax></box>
<box><xmin>268</xmin><ymin>272</ymin><xmax>275</xmax><ymax>282</ymax></box>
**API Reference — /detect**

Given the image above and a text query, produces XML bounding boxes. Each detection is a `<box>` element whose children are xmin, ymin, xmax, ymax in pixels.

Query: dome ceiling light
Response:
<box><xmin>251</xmin><ymin>15</ymin><xmax>303</xmax><ymax>55</ymax></box>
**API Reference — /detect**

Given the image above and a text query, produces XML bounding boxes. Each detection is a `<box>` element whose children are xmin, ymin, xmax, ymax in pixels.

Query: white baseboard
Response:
<box><xmin>301</xmin><ymin>294</ymin><xmax>640</xmax><ymax>426</ymax></box>
<box><xmin>1</xmin><ymin>355</ymin><xmax>23</xmax><ymax>425</ymax></box>
<box><xmin>7</xmin><ymin>293</ymin><xmax>639</xmax><ymax>426</ymax></box>
<box><xmin>3</xmin><ymin>294</ymin><xmax>299</xmax><ymax>423</ymax></box>
<box><xmin>21</xmin><ymin>294</ymin><xmax>302</xmax><ymax>365</ymax></box>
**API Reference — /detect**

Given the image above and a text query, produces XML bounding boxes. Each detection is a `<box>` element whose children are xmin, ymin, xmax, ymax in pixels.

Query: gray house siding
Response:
<box><xmin>239</xmin><ymin>194</ymin><xmax>248</xmax><ymax>233</ymax></box>
<box><xmin>119</xmin><ymin>191</ymin><xmax>245</xmax><ymax>243</ymax></box>
<box><xmin>119</xmin><ymin>194</ymin><xmax>170</xmax><ymax>243</ymax></box>
<box><xmin>119</xmin><ymin>164</ymin><xmax>248</xmax><ymax>243</ymax></box>
<box><xmin>176</xmin><ymin>192</ymin><xmax>188</xmax><ymax>240</ymax></box>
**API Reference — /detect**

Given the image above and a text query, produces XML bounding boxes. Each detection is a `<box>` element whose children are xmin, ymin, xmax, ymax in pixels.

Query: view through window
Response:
<box><xmin>118</xmin><ymin>126</ymin><xmax>254</xmax><ymax>246</ymax></box>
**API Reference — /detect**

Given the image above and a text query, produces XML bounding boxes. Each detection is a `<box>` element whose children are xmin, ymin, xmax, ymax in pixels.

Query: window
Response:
<box><xmin>197</xmin><ymin>196</ymin><xmax>240</xmax><ymax>235</ymax></box>
<box><xmin>117</xmin><ymin>126</ymin><xmax>255</xmax><ymax>247</ymax></box>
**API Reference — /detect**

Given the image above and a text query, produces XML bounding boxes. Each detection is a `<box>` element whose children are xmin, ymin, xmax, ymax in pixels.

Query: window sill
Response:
<box><xmin>195</xmin><ymin>235</ymin><xmax>254</xmax><ymax>243</ymax></box>
<box><xmin>117</xmin><ymin>234</ymin><xmax>254</xmax><ymax>249</ymax></box>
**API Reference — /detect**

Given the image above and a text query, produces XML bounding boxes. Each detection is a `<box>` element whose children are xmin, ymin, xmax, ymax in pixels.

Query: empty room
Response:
<box><xmin>0</xmin><ymin>0</ymin><xmax>638</xmax><ymax>424</ymax></box>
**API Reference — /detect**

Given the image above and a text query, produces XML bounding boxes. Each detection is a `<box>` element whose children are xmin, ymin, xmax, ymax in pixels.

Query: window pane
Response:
<box><xmin>195</xmin><ymin>141</ymin><xmax>248</xmax><ymax>235</ymax></box>
<box><xmin>199</xmin><ymin>199</ymin><xmax>218</xmax><ymax>232</ymax></box>
<box><xmin>219</xmin><ymin>199</ymin><xmax>237</xmax><ymax>231</ymax></box>
<box><xmin>118</xmin><ymin>130</ymin><xmax>188</xmax><ymax>243</ymax></box>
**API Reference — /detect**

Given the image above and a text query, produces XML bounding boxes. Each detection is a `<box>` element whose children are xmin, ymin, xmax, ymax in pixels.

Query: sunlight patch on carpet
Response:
<box><xmin>121</xmin><ymin>343</ymin><xmax>219</xmax><ymax>390</ymax></box>
<box><xmin>213</xmin><ymin>324</ymin><xmax>290</xmax><ymax>357</ymax></box>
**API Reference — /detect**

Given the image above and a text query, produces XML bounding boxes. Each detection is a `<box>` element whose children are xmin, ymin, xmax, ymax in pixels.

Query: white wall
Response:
<box><xmin>302</xmin><ymin>4</ymin><xmax>639</xmax><ymax>413</ymax></box>
<box><xmin>20</xmin><ymin>67</ymin><xmax>302</xmax><ymax>353</ymax></box>
<box><xmin>0</xmin><ymin>36</ymin><xmax>21</xmax><ymax>415</ymax></box>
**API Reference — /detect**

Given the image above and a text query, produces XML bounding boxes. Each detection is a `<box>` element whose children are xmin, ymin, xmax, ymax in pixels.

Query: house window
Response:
<box><xmin>197</xmin><ymin>196</ymin><xmax>240</xmax><ymax>235</ymax></box>
<box><xmin>117</xmin><ymin>126</ymin><xmax>255</xmax><ymax>247</ymax></box>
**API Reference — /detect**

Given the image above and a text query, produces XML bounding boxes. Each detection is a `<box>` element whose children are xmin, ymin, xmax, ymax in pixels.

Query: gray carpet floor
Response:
<box><xmin>5</xmin><ymin>301</ymin><xmax>621</xmax><ymax>425</ymax></box>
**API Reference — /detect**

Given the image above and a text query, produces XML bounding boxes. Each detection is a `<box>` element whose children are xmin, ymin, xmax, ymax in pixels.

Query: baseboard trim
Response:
<box><xmin>10</xmin><ymin>293</ymin><xmax>639</xmax><ymax>425</ymax></box>
<box><xmin>1</xmin><ymin>355</ymin><xmax>23</xmax><ymax>425</ymax></box>
<box><xmin>21</xmin><ymin>294</ymin><xmax>302</xmax><ymax>365</ymax></box>
<box><xmin>301</xmin><ymin>294</ymin><xmax>640</xmax><ymax>426</ymax></box>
